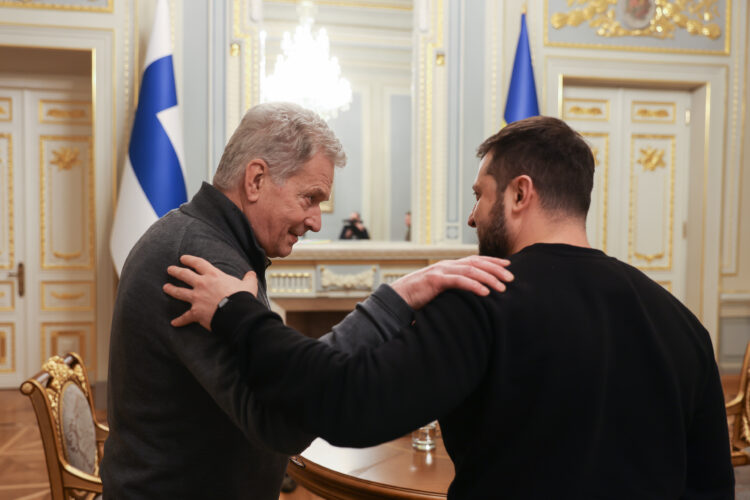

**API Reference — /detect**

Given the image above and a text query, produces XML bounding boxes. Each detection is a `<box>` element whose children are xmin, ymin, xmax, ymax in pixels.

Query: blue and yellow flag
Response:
<box><xmin>504</xmin><ymin>13</ymin><xmax>539</xmax><ymax>124</ymax></box>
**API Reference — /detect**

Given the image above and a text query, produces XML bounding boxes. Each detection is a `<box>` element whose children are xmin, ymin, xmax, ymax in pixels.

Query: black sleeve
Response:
<box><xmin>213</xmin><ymin>289</ymin><xmax>496</xmax><ymax>448</ymax></box>
<box><xmin>683</xmin><ymin>355</ymin><xmax>735</xmax><ymax>498</ymax></box>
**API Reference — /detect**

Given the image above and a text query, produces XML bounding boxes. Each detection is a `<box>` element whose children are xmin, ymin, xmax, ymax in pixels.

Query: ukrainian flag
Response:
<box><xmin>504</xmin><ymin>13</ymin><xmax>539</xmax><ymax>124</ymax></box>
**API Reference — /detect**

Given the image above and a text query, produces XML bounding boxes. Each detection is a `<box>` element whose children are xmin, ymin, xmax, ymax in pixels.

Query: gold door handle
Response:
<box><xmin>7</xmin><ymin>262</ymin><xmax>24</xmax><ymax>297</ymax></box>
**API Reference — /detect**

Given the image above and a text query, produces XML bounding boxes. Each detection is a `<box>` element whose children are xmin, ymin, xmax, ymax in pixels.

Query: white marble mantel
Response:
<box><xmin>267</xmin><ymin>241</ymin><xmax>478</xmax><ymax>303</ymax></box>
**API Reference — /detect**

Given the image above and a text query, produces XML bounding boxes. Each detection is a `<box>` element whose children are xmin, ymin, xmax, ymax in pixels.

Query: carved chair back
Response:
<box><xmin>726</xmin><ymin>342</ymin><xmax>750</xmax><ymax>466</ymax></box>
<box><xmin>20</xmin><ymin>352</ymin><xmax>108</xmax><ymax>500</ymax></box>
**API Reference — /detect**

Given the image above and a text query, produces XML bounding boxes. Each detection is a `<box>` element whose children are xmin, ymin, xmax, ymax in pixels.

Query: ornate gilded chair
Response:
<box><xmin>20</xmin><ymin>352</ymin><xmax>108</xmax><ymax>500</ymax></box>
<box><xmin>726</xmin><ymin>342</ymin><xmax>750</xmax><ymax>466</ymax></box>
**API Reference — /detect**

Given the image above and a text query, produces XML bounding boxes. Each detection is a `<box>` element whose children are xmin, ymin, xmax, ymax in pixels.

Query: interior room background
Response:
<box><xmin>0</xmin><ymin>0</ymin><xmax>748</xmax><ymax>396</ymax></box>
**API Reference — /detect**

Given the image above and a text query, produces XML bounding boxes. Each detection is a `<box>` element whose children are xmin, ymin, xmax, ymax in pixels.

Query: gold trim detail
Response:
<box><xmin>550</xmin><ymin>0</ymin><xmax>722</xmax><ymax>40</ymax></box>
<box><xmin>41</xmin><ymin>323</ymin><xmax>91</xmax><ymax>366</ymax></box>
<box><xmin>543</xmin><ymin>0</ymin><xmax>731</xmax><ymax>55</ymax></box>
<box><xmin>0</xmin><ymin>97</ymin><xmax>10</xmax><ymax>121</ymax></box>
<box><xmin>50</xmin><ymin>291</ymin><xmax>85</xmax><ymax>301</ymax></box>
<box><xmin>266</xmin><ymin>0</ymin><xmax>412</xmax><ymax>10</ymax></box>
<box><xmin>0</xmin><ymin>0</ymin><xmax>113</xmax><ymax>12</ymax></box>
<box><xmin>39</xmin><ymin>99</ymin><xmax>92</xmax><ymax>124</ymax></box>
<box><xmin>0</xmin><ymin>133</ymin><xmax>13</xmax><ymax>270</ymax></box>
<box><xmin>582</xmin><ymin>132</ymin><xmax>609</xmax><ymax>252</ymax></box>
<box><xmin>628</xmin><ymin>134</ymin><xmax>675</xmax><ymax>271</ymax></box>
<box><xmin>631</xmin><ymin>100</ymin><xmax>676</xmax><ymax>123</ymax></box>
<box><xmin>39</xmin><ymin>355</ymin><xmax>88</xmax><ymax>431</ymax></box>
<box><xmin>0</xmin><ymin>281</ymin><xmax>16</xmax><ymax>312</ymax></box>
<box><xmin>563</xmin><ymin>98</ymin><xmax>610</xmax><ymax>121</ymax></box>
<box><xmin>0</xmin><ymin>323</ymin><xmax>15</xmax><ymax>372</ymax></box>
<box><xmin>39</xmin><ymin>135</ymin><xmax>95</xmax><ymax>270</ymax></box>
<box><xmin>637</xmin><ymin>146</ymin><xmax>667</xmax><ymax>171</ymax></box>
<box><xmin>50</xmin><ymin>147</ymin><xmax>82</xmax><ymax>172</ymax></box>
<box><xmin>41</xmin><ymin>281</ymin><xmax>95</xmax><ymax>312</ymax></box>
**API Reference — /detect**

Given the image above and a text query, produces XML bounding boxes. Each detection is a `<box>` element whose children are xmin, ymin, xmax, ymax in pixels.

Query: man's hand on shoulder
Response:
<box><xmin>391</xmin><ymin>255</ymin><xmax>513</xmax><ymax>310</ymax></box>
<box><xmin>163</xmin><ymin>255</ymin><xmax>258</xmax><ymax>331</ymax></box>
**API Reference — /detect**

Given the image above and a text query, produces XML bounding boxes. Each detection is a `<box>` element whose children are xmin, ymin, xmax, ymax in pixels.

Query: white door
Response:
<box><xmin>0</xmin><ymin>83</ymin><xmax>95</xmax><ymax>388</ymax></box>
<box><xmin>563</xmin><ymin>86</ymin><xmax>691</xmax><ymax>302</ymax></box>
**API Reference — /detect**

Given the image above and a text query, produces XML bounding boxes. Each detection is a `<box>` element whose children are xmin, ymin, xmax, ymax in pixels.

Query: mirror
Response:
<box><xmin>261</xmin><ymin>0</ymin><xmax>413</xmax><ymax>242</ymax></box>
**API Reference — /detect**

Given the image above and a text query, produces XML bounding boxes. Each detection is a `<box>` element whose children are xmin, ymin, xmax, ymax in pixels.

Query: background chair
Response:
<box><xmin>20</xmin><ymin>352</ymin><xmax>108</xmax><ymax>500</ymax></box>
<box><xmin>726</xmin><ymin>342</ymin><xmax>750</xmax><ymax>466</ymax></box>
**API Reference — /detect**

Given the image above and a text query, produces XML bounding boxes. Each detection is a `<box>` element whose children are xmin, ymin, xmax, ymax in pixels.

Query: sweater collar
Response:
<box><xmin>180</xmin><ymin>182</ymin><xmax>271</xmax><ymax>278</ymax></box>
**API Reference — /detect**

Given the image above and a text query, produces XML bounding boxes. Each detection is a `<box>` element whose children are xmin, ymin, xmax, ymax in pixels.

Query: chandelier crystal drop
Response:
<box><xmin>261</xmin><ymin>1</ymin><xmax>352</xmax><ymax>121</ymax></box>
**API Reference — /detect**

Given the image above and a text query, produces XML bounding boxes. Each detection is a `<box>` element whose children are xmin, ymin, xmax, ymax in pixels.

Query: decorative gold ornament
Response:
<box><xmin>633</xmin><ymin>250</ymin><xmax>665</xmax><ymax>263</ymax></box>
<box><xmin>637</xmin><ymin>146</ymin><xmax>666</xmax><ymax>171</ymax></box>
<box><xmin>568</xmin><ymin>105</ymin><xmax>604</xmax><ymax>116</ymax></box>
<box><xmin>51</xmin><ymin>291</ymin><xmax>85</xmax><ymax>301</ymax></box>
<box><xmin>635</xmin><ymin>108</ymin><xmax>670</xmax><ymax>118</ymax></box>
<box><xmin>50</xmin><ymin>147</ymin><xmax>81</xmax><ymax>172</ymax></box>
<box><xmin>0</xmin><ymin>107</ymin><xmax>5</xmax><ymax>114</ymax></box>
<box><xmin>591</xmin><ymin>146</ymin><xmax>600</xmax><ymax>166</ymax></box>
<box><xmin>550</xmin><ymin>0</ymin><xmax>722</xmax><ymax>40</ymax></box>
<box><xmin>46</xmin><ymin>108</ymin><xmax>87</xmax><ymax>120</ymax></box>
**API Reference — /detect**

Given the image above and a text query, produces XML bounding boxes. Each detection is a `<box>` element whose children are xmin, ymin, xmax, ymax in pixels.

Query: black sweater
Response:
<box><xmin>214</xmin><ymin>243</ymin><xmax>734</xmax><ymax>499</ymax></box>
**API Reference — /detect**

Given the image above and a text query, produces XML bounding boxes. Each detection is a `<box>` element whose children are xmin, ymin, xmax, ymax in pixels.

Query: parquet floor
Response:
<box><xmin>1</xmin><ymin>379</ymin><xmax>748</xmax><ymax>500</ymax></box>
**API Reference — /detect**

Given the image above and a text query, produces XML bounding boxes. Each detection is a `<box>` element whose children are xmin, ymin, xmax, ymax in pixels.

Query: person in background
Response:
<box><xmin>405</xmin><ymin>210</ymin><xmax>411</xmax><ymax>241</ymax></box>
<box><xmin>339</xmin><ymin>211</ymin><xmax>370</xmax><ymax>239</ymax></box>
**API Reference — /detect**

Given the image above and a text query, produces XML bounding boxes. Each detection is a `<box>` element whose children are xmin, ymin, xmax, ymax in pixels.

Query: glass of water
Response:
<box><xmin>411</xmin><ymin>420</ymin><xmax>437</xmax><ymax>451</ymax></box>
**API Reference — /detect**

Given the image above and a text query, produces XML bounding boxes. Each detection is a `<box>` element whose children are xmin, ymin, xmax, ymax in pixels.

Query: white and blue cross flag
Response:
<box><xmin>110</xmin><ymin>0</ymin><xmax>186</xmax><ymax>276</ymax></box>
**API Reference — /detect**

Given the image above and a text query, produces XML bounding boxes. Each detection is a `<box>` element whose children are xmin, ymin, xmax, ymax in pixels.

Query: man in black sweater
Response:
<box><xmin>165</xmin><ymin>116</ymin><xmax>734</xmax><ymax>498</ymax></box>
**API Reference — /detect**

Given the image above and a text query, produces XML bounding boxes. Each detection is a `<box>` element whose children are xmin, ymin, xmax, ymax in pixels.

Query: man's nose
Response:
<box><xmin>467</xmin><ymin>205</ymin><xmax>476</xmax><ymax>228</ymax></box>
<box><xmin>306</xmin><ymin>208</ymin><xmax>322</xmax><ymax>232</ymax></box>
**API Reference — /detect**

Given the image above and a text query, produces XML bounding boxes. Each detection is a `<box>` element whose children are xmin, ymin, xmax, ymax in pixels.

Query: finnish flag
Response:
<box><xmin>110</xmin><ymin>0</ymin><xmax>187</xmax><ymax>276</ymax></box>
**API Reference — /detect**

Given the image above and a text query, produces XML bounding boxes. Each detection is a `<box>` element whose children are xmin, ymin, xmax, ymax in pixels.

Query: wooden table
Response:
<box><xmin>287</xmin><ymin>436</ymin><xmax>454</xmax><ymax>499</ymax></box>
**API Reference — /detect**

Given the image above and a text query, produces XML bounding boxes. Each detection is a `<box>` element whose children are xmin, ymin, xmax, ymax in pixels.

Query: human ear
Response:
<box><xmin>510</xmin><ymin>175</ymin><xmax>534</xmax><ymax>212</ymax></box>
<box><xmin>243</xmin><ymin>159</ymin><xmax>268</xmax><ymax>203</ymax></box>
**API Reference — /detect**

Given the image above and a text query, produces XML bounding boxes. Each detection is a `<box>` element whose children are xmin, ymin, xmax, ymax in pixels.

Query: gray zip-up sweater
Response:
<box><xmin>101</xmin><ymin>182</ymin><xmax>413</xmax><ymax>499</ymax></box>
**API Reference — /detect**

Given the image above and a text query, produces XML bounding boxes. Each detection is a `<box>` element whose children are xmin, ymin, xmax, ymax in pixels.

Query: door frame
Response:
<box><xmin>546</xmin><ymin>55</ymin><xmax>727</xmax><ymax>353</ymax></box>
<box><xmin>0</xmin><ymin>23</ymin><xmax>116</xmax><ymax>383</ymax></box>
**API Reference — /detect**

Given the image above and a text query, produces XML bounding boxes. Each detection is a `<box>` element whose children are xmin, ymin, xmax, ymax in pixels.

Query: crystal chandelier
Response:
<box><xmin>261</xmin><ymin>0</ymin><xmax>352</xmax><ymax>121</ymax></box>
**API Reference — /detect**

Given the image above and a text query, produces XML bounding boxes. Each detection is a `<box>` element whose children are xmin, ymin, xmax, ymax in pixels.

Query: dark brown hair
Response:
<box><xmin>476</xmin><ymin>116</ymin><xmax>595</xmax><ymax>217</ymax></box>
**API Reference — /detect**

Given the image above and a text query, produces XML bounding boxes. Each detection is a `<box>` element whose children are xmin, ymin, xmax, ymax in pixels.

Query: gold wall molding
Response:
<box><xmin>0</xmin><ymin>323</ymin><xmax>14</xmax><ymax>373</ymax></box>
<box><xmin>320</xmin><ymin>265</ymin><xmax>376</xmax><ymax>290</ymax></box>
<box><xmin>632</xmin><ymin>100</ymin><xmax>676</xmax><ymax>123</ymax></box>
<box><xmin>550</xmin><ymin>0</ymin><xmax>723</xmax><ymax>40</ymax></box>
<box><xmin>39</xmin><ymin>135</ymin><xmax>94</xmax><ymax>270</ymax></box>
<box><xmin>628</xmin><ymin>134</ymin><xmax>676</xmax><ymax>271</ymax></box>
<box><xmin>544</xmin><ymin>0</ymin><xmax>731</xmax><ymax>54</ymax></box>
<box><xmin>41</xmin><ymin>322</ymin><xmax>92</xmax><ymax>367</ymax></box>
<box><xmin>0</xmin><ymin>0</ymin><xmax>113</xmax><ymax>12</ymax></box>
<box><xmin>582</xmin><ymin>132</ymin><xmax>609</xmax><ymax>252</ymax></box>
<box><xmin>637</xmin><ymin>146</ymin><xmax>667</xmax><ymax>171</ymax></box>
<box><xmin>0</xmin><ymin>280</ymin><xmax>15</xmax><ymax>312</ymax></box>
<box><xmin>0</xmin><ymin>133</ymin><xmax>13</xmax><ymax>271</ymax></box>
<box><xmin>39</xmin><ymin>99</ymin><xmax>92</xmax><ymax>125</ymax></box>
<box><xmin>50</xmin><ymin>146</ymin><xmax>82</xmax><ymax>172</ymax></box>
<box><xmin>563</xmin><ymin>98</ymin><xmax>610</xmax><ymax>122</ymax></box>
<box><xmin>0</xmin><ymin>97</ymin><xmax>10</xmax><ymax>121</ymax></box>
<box><xmin>41</xmin><ymin>281</ymin><xmax>95</xmax><ymax>311</ymax></box>
<box><xmin>266</xmin><ymin>0</ymin><xmax>412</xmax><ymax>10</ymax></box>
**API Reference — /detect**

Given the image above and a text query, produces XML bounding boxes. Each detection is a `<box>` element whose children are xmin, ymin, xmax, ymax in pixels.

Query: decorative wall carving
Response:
<box><xmin>319</xmin><ymin>265</ymin><xmax>376</xmax><ymax>290</ymax></box>
<box><xmin>545</xmin><ymin>0</ymin><xmax>729</xmax><ymax>54</ymax></box>
<box><xmin>632</xmin><ymin>101</ymin><xmax>676</xmax><ymax>123</ymax></box>
<box><xmin>39</xmin><ymin>100</ymin><xmax>92</xmax><ymax>125</ymax></box>
<box><xmin>0</xmin><ymin>0</ymin><xmax>112</xmax><ymax>12</ymax></box>
<box><xmin>0</xmin><ymin>97</ymin><xmax>10</xmax><ymax>121</ymax></box>
<box><xmin>563</xmin><ymin>98</ymin><xmax>609</xmax><ymax>122</ymax></box>
<box><xmin>40</xmin><ymin>135</ymin><xmax>94</xmax><ymax>270</ymax></box>
<box><xmin>0</xmin><ymin>323</ymin><xmax>14</xmax><ymax>373</ymax></box>
<box><xmin>628</xmin><ymin>134</ymin><xmax>675</xmax><ymax>271</ymax></box>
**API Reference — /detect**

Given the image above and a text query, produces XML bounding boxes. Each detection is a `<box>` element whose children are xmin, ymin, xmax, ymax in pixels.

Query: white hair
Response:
<box><xmin>213</xmin><ymin>102</ymin><xmax>346</xmax><ymax>190</ymax></box>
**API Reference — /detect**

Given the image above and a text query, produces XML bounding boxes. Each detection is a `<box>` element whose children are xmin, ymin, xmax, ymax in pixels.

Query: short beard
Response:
<box><xmin>478</xmin><ymin>197</ymin><xmax>512</xmax><ymax>258</ymax></box>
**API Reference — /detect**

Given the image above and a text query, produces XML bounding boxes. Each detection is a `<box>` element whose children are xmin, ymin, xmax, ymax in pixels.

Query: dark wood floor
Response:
<box><xmin>1</xmin><ymin>378</ymin><xmax>749</xmax><ymax>500</ymax></box>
